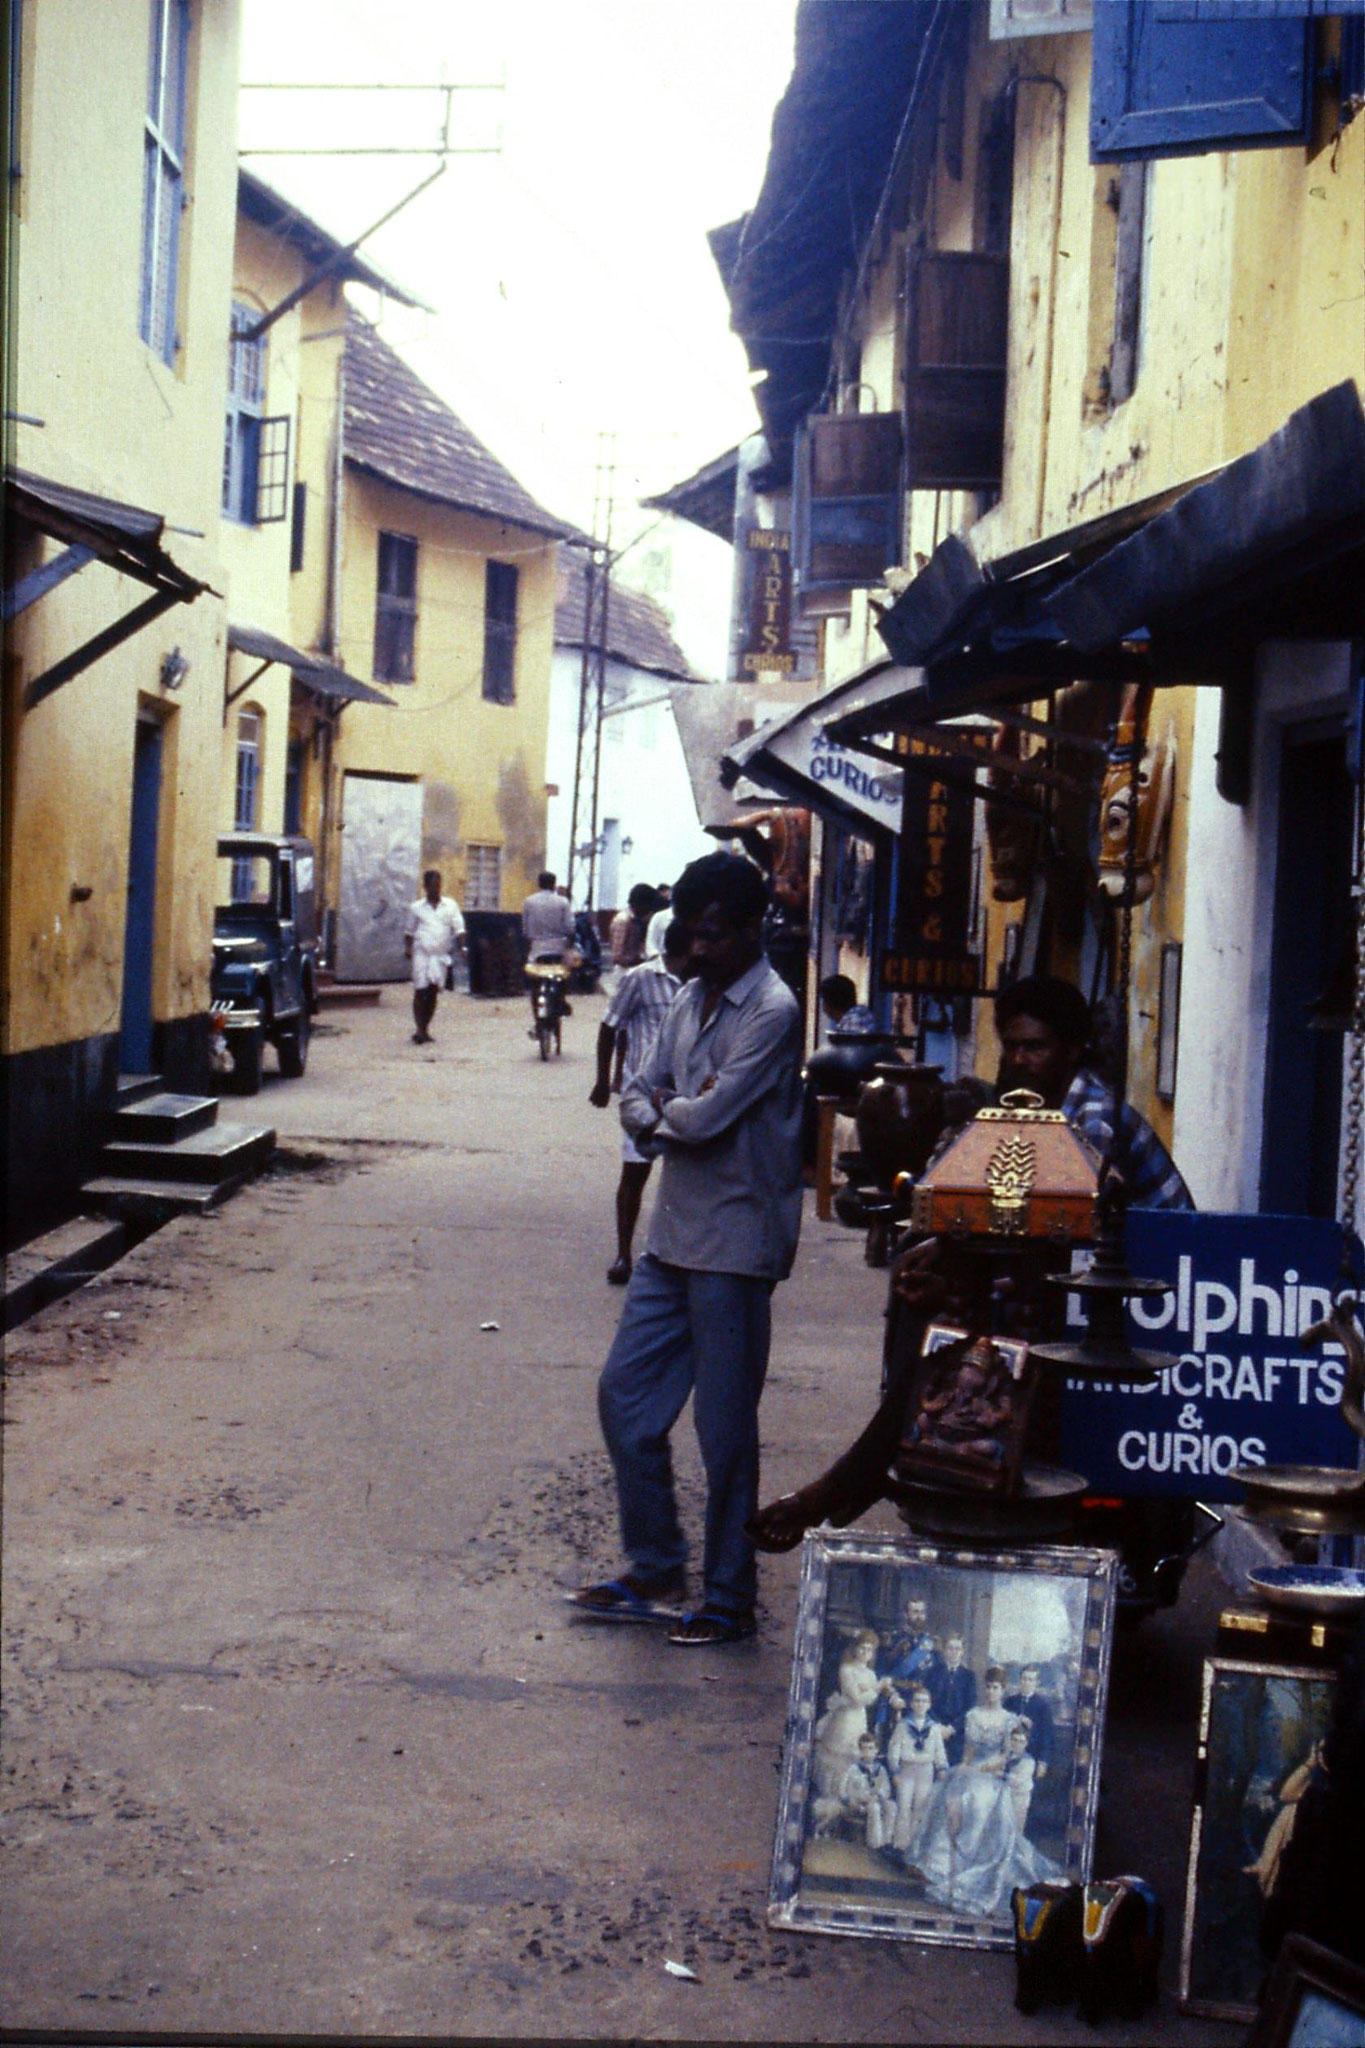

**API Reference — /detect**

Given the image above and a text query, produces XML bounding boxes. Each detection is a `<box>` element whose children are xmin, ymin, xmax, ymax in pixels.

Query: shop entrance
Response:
<box><xmin>1259</xmin><ymin>727</ymin><xmax>1353</xmax><ymax>1218</ymax></box>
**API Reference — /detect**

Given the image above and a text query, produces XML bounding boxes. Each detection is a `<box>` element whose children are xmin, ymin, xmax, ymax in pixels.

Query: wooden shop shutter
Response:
<box><xmin>903</xmin><ymin>253</ymin><xmax>1009</xmax><ymax>491</ymax></box>
<box><xmin>794</xmin><ymin>412</ymin><xmax>903</xmax><ymax>593</ymax></box>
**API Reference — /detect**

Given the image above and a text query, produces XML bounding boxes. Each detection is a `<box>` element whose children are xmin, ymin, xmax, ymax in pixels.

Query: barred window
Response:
<box><xmin>465</xmin><ymin>843</ymin><xmax>502</xmax><ymax>911</ymax></box>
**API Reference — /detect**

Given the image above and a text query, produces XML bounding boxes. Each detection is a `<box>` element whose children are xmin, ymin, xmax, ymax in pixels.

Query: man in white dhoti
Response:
<box><xmin>403</xmin><ymin>869</ymin><xmax>465</xmax><ymax>1045</ymax></box>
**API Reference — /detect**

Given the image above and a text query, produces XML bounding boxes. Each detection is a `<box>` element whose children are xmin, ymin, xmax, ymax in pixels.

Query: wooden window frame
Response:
<box><xmin>374</xmin><ymin>531</ymin><xmax>418</xmax><ymax>683</ymax></box>
<box><xmin>482</xmin><ymin>559</ymin><xmax>518</xmax><ymax>705</ymax></box>
<box><xmin>140</xmin><ymin>0</ymin><xmax>190</xmax><ymax>364</ymax></box>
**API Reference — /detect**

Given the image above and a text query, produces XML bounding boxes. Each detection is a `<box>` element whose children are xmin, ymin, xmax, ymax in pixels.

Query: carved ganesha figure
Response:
<box><xmin>1096</xmin><ymin>683</ymin><xmax>1174</xmax><ymax>903</ymax></box>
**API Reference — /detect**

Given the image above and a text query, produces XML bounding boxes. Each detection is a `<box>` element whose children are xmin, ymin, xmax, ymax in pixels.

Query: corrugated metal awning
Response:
<box><xmin>227</xmin><ymin>620</ymin><xmax>395</xmax><ymax>708</ymax></box>
<box><xmin>7</xmin><ymin>469</ymin><xmax>206</xmax><ymax>709</ymax></box>
<box><xmin>721</xmin><ymin>663</ymin><xmax>905</xmax><ymax>838</ymax></box>
<box><xmin>8</xmin><ymin>468</ymin><xmax>202</xmax><ymax>600</ymax></box>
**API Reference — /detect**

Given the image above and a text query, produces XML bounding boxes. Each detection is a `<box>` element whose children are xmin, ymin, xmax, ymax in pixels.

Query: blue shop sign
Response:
<box><xmin>1057</xmin><ymin>1212</ymin><xmax>1364</xmax><ymax>1501</ymax></box>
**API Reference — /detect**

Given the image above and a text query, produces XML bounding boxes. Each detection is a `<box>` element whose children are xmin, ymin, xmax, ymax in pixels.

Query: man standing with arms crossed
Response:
<box><xmin>570</xmin><ymin>852</ymin><xmax>804</xmax><ymax>1647</ymax></box>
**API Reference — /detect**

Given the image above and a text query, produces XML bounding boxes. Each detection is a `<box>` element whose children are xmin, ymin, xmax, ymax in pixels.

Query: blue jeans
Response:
<box><xmin>597</xmin><ymin>1253</ymin><xmax>773</xmax><ymax>1616</ymax></box>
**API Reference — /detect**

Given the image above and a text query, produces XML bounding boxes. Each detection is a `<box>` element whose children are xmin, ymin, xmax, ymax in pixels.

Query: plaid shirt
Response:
<box><xmin>1060</xmin><ymin>1068</ymin><xmax>1193</xmax><ymax>1210</ymax></box>
<box><xmin>604</xmin><ymin>955</ymin><xmax>680</xmax><ymax>1082</ymax></box>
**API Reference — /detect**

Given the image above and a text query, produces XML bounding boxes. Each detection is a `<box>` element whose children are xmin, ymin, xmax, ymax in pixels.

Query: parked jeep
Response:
<box><xmin>210</xmin><ymin>833</ymin><xmax>320</xmax><ymax>1093</ymax></box>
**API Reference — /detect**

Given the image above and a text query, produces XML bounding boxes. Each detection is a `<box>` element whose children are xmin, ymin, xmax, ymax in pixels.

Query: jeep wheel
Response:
<box><xmin>277</xmin><ymin>1007</ymin><xmax>309</xmax><ymax>1079</ymax></box>
<box><xmin>231</xmin><ymin>1002</ymin><xmax>266</xmax><ymax>1095</ymax></box>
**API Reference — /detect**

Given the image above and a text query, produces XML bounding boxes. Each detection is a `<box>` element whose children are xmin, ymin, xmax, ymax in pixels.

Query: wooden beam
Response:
<box><xmin>23</xmin><ymin>588</ymin><xmax>183</xmax><ymax>709</ymax></box>
<box><xmin>2</xmin><ymin>544</ymin><xmax>96</xmax><ymax>622</ymax></box>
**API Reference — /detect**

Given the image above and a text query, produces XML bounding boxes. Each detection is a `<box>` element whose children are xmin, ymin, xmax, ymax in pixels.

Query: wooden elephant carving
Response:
<box><xmin>1079</xmin><ymin>1874</ymin><xmax>1163</xmax><ymax>2024</ymax></box>
<box><xmin>1011</xmin><ymin>1880</ymin><xmax>1083</xmax><ymax>2013</ymax></box>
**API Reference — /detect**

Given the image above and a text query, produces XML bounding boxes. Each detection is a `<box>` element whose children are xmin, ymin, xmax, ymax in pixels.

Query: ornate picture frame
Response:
<box><xmin>768</xmin><ymin>1530</ymin><xmax>1118</xmax><ymax>1949</ymax></box>
<box><xmin>1247</xmin><ymin>1935</ymin><xmax>1365</xmax><ymax>2048</ymax></box>
<box><xmin>1180</xmin><ymin>1659</ymin><xmax>1339</xmax><ymax>2020</ymax></box>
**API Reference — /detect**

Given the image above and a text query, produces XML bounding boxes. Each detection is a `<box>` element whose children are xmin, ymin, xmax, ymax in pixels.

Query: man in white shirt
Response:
<box><xmin>403</xmin><ymin>868</ymin><xmax>465</xmax><ymax>1045</ymax></box>
<box><xmin>589</xmin><ymin>920</ymin><xmax>687</xmax><ymax>1286</ymax></box>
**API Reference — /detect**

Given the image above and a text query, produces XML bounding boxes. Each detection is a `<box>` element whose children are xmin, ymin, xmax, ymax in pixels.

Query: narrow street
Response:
<box><xmin>3</xmin><ymin>992</ymin><xmax>1241</xmax><ymax>2044</ymax></box>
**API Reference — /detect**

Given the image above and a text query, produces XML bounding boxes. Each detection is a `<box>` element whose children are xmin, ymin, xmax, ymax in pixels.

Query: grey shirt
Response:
<box><xmin>521</xmin><ymin>889</ymin><xmax>574</xmax><ymax>958</ymax></box>
<box><xmin>620</xmin><ymin>956</ymin><xmax>803</xmax><ymax>1280</ymax></box>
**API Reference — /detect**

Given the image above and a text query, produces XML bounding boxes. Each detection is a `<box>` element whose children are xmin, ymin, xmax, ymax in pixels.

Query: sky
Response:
<box><xmin>237</xmin><ymin>0</ymin><xmax>800</xmax><ymax>549</ymax></box>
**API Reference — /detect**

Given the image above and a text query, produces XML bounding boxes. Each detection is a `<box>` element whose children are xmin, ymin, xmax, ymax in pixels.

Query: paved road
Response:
<box><xmin>1</xmin><ymin>990</ymin><xmax>1243</xmax><ymax>2040</ymax></box>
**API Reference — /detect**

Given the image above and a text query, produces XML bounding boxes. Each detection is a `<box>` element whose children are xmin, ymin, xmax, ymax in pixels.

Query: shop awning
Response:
<box><xmin>857</xmin><ymin>380</ymin><xmax>1365</xmax><ymax>735</ymax></box>
<box><xmin>669</xmin><ymin>682</ymin><xmax>792</xmax><ymax>834</ymax></box>
<box><xmin>720</xmin><ymin>664</ymin><xmax>905</xmax><ymax>839</ymax></box>
<box><xmin>6</xmin><ymin>469</ymin><xmax>207</xmax><ymax>709</ymax></box>
<box><xmin>1051</xmin><ymin>379</ymin><xmax>1365</xmax><ymax>652</ymax></box>
<box><xmin>226</xmin><ymin>620</ymin><xmax>395</xmax><ymax>709</ymax></box>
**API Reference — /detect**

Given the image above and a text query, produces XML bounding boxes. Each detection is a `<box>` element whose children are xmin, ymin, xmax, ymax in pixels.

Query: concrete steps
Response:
<box><xmin>109</xmin><ymin>1089</ymin><xmax>220</xmax><ymax>1144</ymax></box>
<box><xmin>5</xmin><ymin>1074</ymin><xmax>274</xmax><ymax>1330</ymax></box>
<box><xmin>101</xmin><ymin>1122</ymin><xmax>276</xmax><ymax>1185</ymax></box>
<box><xmin>79</xmin><ymin>1073</ymin><xmax>275</xmax><ymax>1223</ymax></box>
<box><xmin>3</xmin><ymin>1216</ymin><xmax>128</xmax><ymax>1330</ymax></box>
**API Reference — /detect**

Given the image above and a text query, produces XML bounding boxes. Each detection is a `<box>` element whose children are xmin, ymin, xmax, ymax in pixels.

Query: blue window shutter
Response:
<box><xmin>1091</xmin><ymin>1</ymin><xmax>1312</xmax><ymax>161</ymax></box>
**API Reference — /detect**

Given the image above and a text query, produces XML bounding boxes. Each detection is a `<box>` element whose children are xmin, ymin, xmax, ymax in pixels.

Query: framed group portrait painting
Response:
<box><xmin>768</xmin><ymin>1530</ymin><xmax>1118</xmax><ymax>1950</ymax></box>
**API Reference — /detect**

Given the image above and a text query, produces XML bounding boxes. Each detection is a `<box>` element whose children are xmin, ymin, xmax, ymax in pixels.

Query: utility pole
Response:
<box><xmin>586</xmin><ymin>438</ymin><xmax>615</xmax><ymax>914</ymax></box>
<box><xmin>568</xmin><ymin>434</ymin><xmax>615</xmax><ymax>913</ymax></box>
<box><xmin>565</xmin><ymin>547</ymin><xmax>598</xmax><ymax>908</ymax></box>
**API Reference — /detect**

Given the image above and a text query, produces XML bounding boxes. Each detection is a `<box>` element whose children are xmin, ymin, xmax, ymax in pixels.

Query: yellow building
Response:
<box><xmin>722</xmin><ymin>0</ymin><xmax>1365</xmax><ymax>1212</ymax></box>
<box><xmin>4</xmin><ymin>0</ymin><xmax>241</xmax><ymax>1225</ymax></box>
<box><xmin>304</xmin><ymin>313</ymin><xmax>585</xmax><ymax>979</ymax></box>
<box><xmin>218</xmin><ymin>173</ymin><xmax>421</xmax><ymax>881</ymax></box>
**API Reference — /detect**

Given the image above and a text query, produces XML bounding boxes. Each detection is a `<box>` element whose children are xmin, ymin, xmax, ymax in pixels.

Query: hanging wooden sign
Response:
<box><xmin>741</xmin><ymin>529</ymin><xmax>795</xmax><ymax>676</ymax></box>
<box><xmin>883</xmin><ymin>736</ymin><xmax>981</xmax><ymax>993</ymax></box>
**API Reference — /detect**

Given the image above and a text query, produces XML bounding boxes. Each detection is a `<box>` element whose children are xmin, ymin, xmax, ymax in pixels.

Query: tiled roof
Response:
<box><xmin>553</xmin><ymin>549</ymin><xmax>703</xmax><ymax>682</ymax></box>
<box><xmin>343</xmin><ymin>315</ymin><xmax>588</xmax><ymax>542</ymax></box>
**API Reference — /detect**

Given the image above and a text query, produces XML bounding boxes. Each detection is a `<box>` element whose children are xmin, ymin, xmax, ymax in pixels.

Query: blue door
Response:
<box><xmin>1259</xmin><ymin>730</ymin><xmax>1351</xmax><ymax>1218</ymax></box>
<box><xmin>120</xmin><ymin>718</ymin><xmax>163</xmax><ymax>1074</ymax></box>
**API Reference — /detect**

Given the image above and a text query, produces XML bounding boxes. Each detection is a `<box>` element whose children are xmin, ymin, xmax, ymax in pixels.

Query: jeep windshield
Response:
<box><xmin>217</xmin><ymin>848</ymin><xmax>285</xmax><ymax>919</ymax></box>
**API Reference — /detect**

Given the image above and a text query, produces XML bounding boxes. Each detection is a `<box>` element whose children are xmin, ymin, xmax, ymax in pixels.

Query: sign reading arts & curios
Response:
<box><xmin>883</xmin><ymin>735</ymin><xmax>981</xmax><ymax>994</ymax></box>
<box><xmin>741</xmin><ymin>529</ymin><xmax>794</xmax><ymax>677</ymax></box>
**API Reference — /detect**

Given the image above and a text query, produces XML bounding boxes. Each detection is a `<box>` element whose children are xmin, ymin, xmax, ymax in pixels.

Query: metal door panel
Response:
<box><xmin>336</xmin><ymin>775</ymin><xmax>422</xmax><ymax>981</ymax></box>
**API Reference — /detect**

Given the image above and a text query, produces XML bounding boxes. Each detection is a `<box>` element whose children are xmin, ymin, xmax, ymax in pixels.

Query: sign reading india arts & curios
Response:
<box><xmin>1059</xmin><ymin>1212</ymin><xmax>1365</xmax><ymax>1499</ymax></box>
<box><xmin>884</xmin><ymin>738</ymin><xmax>981</xmax><ymax>994</ymax></box>
<box><xmin>742</xmin><ymin>529</ymin><xmax>795</xmax><ymax>677</ymax></box>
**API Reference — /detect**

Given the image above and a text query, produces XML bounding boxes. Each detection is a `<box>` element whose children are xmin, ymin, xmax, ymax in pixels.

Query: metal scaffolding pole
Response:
<box><xmin>585</xmin><ymin>436</ymin><xmax>615</xmax><ymax>913</ymax></box>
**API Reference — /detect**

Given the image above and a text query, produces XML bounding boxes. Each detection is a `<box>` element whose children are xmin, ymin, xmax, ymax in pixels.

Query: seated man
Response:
<box><xmin>990</xmin><ymin>975</ymin><xmax>1191</xmax><ymax>1211</ymax></box>
<box><xmin>749</xmin><ymin>974</ymin><xmax>1192</xmax><ymax>1553</ymax></box>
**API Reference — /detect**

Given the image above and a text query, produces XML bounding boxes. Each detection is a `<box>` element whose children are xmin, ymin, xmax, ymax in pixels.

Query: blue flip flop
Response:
<box><xmin>565</xmin><ymin>1575</ymin><xmax>685</xmax><ymax>1624</ymax></box>
<box><xmin>666</xmin><ymin>1608</ymin><xmax>757</xmax><ymax>1647</ymax></box>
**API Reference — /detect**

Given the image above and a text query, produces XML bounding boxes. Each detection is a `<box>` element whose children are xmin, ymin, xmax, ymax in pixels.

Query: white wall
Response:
<box><xmin>544</xmin><ymin>651</ymin><xmax>713</xmax><ymax>911</ymax></box>
<box><xmin>1175</xmin><ymin>643</ymin><xmax>1354</xmax><ymax>1213</ymax></box>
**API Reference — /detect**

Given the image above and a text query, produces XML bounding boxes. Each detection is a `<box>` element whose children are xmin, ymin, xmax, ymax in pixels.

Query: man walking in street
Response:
<box><xmin>403</xmin><ymin>869</ymin><xmax>465</xmax><ymax>1046</ymax></box>
<box><xmin>570</xmin><ymin>851</ymin><xmax>803</xmax><ymax>1648</ymax></box>
<box><xmin>608</xmin><ymin>882</ymin><xmax>660</xmax><ymax>977</ymax></box>
<box><xmin>589</xmin><ymin>920</ymin><xmax>688</xmax><ymax>1287</ymax></box>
